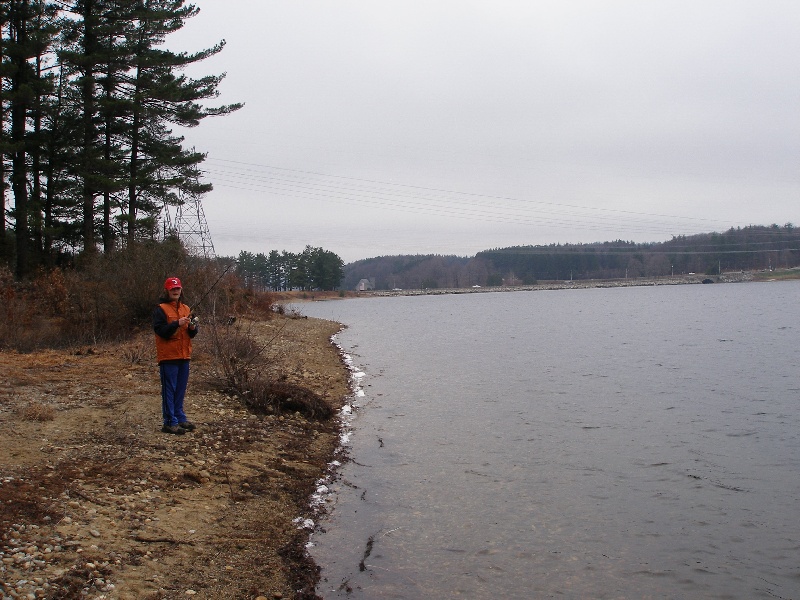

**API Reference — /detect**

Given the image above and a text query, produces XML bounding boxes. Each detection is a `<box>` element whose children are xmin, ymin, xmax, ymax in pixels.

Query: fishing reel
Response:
<box><xmin>189</xmin><ymin>313</ymin><xmax>200</xmax><ymax>328</ymax></box>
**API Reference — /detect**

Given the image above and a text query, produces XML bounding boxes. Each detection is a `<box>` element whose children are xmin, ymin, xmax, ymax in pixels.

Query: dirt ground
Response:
<box><xmin>0</xmin><ymin>314</ymin><xmax>351</xmax><ymax>600</ymax></box>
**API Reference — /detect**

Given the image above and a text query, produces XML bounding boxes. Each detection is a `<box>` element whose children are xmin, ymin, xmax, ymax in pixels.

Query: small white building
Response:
<box><xmin>356</xmin><ymin>278</ymin><xmax>375</xmax><ymax>291</ymax></box>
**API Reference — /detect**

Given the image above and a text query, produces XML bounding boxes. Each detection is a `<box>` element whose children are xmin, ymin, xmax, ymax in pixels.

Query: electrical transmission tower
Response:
<box><xmin>162</xmin><ymin>189</ymin><xmax>216</xmax><ymax>259</ymax></box>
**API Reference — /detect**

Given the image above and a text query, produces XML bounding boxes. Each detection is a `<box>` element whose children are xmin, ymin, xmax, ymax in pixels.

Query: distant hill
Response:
<box><xmin>343</xmin><ymin>224</ymin><xmax>800</xmax><ymax>290</ymax></box>
<box><xmin>343</xmin><ymin>254</ymin><xmax>472</xmax><ymax>290</ymax></box>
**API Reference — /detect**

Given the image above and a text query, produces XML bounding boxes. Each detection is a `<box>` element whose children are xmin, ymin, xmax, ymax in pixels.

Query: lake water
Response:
<box><xmin>296</xmin><ymin>282</ymin><xmax>800</xmax><ymax>599</ymax></box>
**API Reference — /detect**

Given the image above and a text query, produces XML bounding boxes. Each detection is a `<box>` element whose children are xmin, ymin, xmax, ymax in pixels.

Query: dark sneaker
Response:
<box><xmin>178</xmin><ymin>421</ymin><xmax>196</xmax><ymax>432</ymax></box>
<box><xmin>161</xmin><ymin>424</ymin><xmax>186</xmax><ymax>435</ymax></box>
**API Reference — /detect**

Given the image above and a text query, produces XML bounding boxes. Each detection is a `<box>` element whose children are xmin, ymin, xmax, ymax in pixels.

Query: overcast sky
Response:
<box><xmin>169</xmin><ymin>1</ymin><xmax>800</xmax><ymax>263</ymax></box>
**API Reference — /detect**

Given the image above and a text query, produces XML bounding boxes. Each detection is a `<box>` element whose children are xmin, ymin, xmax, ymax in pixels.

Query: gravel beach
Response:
<box><xmin>0</xmin><ymin>315</ymin><xmax>350</xmax><ymax>600</ymax></box>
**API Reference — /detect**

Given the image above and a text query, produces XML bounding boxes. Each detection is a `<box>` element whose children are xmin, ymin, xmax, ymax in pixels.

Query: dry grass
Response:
<box><xmin>120</xmin><ymin>340</ymin><xmax>152</xmax><ymax>364</ymax></box>
<box><xmin>19</xmin><ymin>401</ymin><xmax>56</xmax><ymax>422</ymax></box>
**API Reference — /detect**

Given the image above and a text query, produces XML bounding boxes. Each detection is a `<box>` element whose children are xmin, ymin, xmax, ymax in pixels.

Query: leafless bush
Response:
<box><xmin>206</xmin><ymin>318</ymin><xmax>331</xmax><ymax>420</ymax></box>
<box><xmin>0</xmin><ymin>266</ymin><xmax>27</xmax><ymax>349</ymax></box>
<box><xmin>0</xmin><ymin>267</ymin><xmax>67</xmax><ymax>350</ymax></box>
<box><xmin>207</xmin><ymin>319</ymin><xmax>265</xmax><ymax>391</ymax></box>
<box><xmin>61</xmin><ymin>240</ymin><xmax>192</xmax><ymax>343</ymax></box>
<box><xmin>245</xmin><ymin>379</ymin><xmax>333</xmax><ymax>419</ymax></box>
<box><xmin>20</xmin><ymin>402</ymin><xmax>56</xmax><ymax>422</ymax></box>
<box><xmin>182</xmin><ymin>256</ymin><xmax>238</xmax><ymax>322</ymax></box>
<box><xmin>0</xmin><ymin>240</ymin><xmax>242</xmax><ymax>350</ymax></box>
<box><xmin>121</xmin><ymin>340</ymin><xmax>151</xmax><ymax>364</ymax></box>
<box><xmin>223</xmin><ymin>286</ymin><xmax>276</xmax><ymax>321</ymax></box>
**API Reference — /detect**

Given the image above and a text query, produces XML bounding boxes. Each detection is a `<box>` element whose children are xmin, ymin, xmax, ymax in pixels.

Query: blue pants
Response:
<box><xmin>159</xmin><ymin>361</ymin><xmax>190</xmax><ymax>426</ymax></box>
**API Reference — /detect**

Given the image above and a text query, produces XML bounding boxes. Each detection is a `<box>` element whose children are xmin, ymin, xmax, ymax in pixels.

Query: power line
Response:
<box><xmin>204</xmin><ymin>157</ymin><xmax>730</xmax><ymax>228</ymax></box>
<box><xmin>200</xmin><ymin>162</ymin><xmax>735</xmax><ymax>241</ymax></box>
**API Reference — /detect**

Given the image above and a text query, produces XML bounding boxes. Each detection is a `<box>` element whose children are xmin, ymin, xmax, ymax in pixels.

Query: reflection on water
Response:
<box><xmin>299</xmin><ymin>282</ymin><xmax>800</xmax><ymax>599</ymax></box>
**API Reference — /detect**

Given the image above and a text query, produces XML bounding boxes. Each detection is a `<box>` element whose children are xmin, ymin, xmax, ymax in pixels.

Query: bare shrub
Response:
<box><xmin>0</xmin><ymin>266</ymin><xmax>26</xmax><ymax>349</ymax></box>
<box><xmin>121</xmin><ymin>340</ymin><xmax>151</xmax><ymax>364</ymax></box>
<box><xmin>20</xmin><ymin>402</ymin><xmax>56</xmax><ymax>422</ymax></box>
<box><xmin>1</xmin><ymin>240</ymin><xmax>240</xmax><ymax>351</ymax></box>
<box><xmin>245</xmin><ymin>379</ymin><xmax>333</xmax><ymax>420</ymax></box>
<box><xmin>206</xmin><ymin>318</ymin><xmax>332</xmax><ymax>420</ymax></box>
<box><xmin>0</xmin><ymin>266</ymin><xmax>64</xmax><ymax>350</ymax></box>
<box><xmin>61</xmin><ymin>240</ymin><xmax>191</xmax><ymax>343</ymax></box>
<box><xmin>187</xmin><ymin>258</ymin><xmax>238</xmax><ymax>308</ymax></box>
<box><xmin>253</xmin><ymin>290</ymin><xmax>277</xmax><ymax>316</ymax></box>
<box><xmin>113</xmin><ymin>241</ymin><xmax>189</xmax><ymax>323</ymax></box>
<box><xmin>207</xmin><ymin>319</ymin><xmax>265</xmax><ymax>391</ymax></box>
<box><xmin>33</xmin><ymin>268</ymin><xmax>71</xmax><ymax>314</ymax></box>
<box><xmin>229</xmin><ymin>288</ymin><xmax>276</xmax><ymax>320</ymax></box>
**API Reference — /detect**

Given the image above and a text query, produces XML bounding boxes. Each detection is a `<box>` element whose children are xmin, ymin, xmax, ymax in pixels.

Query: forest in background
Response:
<box><xmin>235</xmin><ymin>245</ymin><xmax>344</xmax><ymax>292</ymax></box>
<box><xmin>343</xmin><ymin>224</ymin><xmax>800</xmax><ymax>290</ymax></box>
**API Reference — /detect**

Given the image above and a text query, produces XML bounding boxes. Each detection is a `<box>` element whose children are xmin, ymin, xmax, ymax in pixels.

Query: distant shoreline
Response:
<box><xmin>364</xmin><ymin>271</ymin><xmax>756</xmax><ymax>297</ymax></box>
<box><xmin>275</xmin><ymin>269</ymin><xmax>799</xmax><ymax>303</ymax></box>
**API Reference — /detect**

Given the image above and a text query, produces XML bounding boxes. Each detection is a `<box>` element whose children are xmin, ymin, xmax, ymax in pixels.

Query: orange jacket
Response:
<box><xmin>153</xmin><ymin>301</ymin><xmax>195</xmax><ymax>363</ymax></box>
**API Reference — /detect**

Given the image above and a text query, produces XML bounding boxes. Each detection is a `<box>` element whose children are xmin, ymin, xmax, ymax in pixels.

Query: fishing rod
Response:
<box><xmin>188</xmin><ymin>261</ymin><xmax>235</xmax><ymax>325</ymax></box>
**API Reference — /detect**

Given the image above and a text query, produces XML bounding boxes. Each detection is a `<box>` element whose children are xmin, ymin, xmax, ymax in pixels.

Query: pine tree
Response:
<box><xmin>4</xmin><ymin>1</ymin><xmax>59</xmax><ymax>277</ymax></box>
<box><xmin>74</xmin><ymin>0</ymin><xmax>102</xmax><ymax>255</ymax></box>
<box><xmin>95</xmin><ymin>0</ymin><xmax>134</xmax><ymax>252</ymax></box>
<box><xmin>121</xmin><ymin>0</ymin><xmax>241</xmax><ymax>248</ymax></box>
<box><xmin>26</xmin><ymin>2</ymin><xmax>60</xmax><ymax>265</ymax></box>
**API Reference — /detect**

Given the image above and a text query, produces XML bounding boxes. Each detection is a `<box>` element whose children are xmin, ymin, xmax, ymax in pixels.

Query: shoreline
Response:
<box><xmin>362</xmin><ymin>271</ymin><xmax>756</xmax><ymax>297</ymax></box>
<box><xmin>276</xmin><ymin>269</ymin><xmax>799</xmax><ymax>304</ymax></box>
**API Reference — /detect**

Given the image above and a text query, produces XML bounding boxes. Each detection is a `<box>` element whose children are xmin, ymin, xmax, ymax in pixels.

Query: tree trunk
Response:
<box><xmin>81</xmin><ymin>0</ymin><xmax>97</xmax><ymax>255</ymax></box>
<box><xmin>0</xmin><ymin>17</ymin><xmax>7</xmax><ymax>264</ymax></box>
<box><xmin>10</xmin><ymin>0</ymin><xmax>31</xmax><ymax>278</ymax></box>
<box><xmin>126</xmin><ymin>1</ymin><xmax>149</xmax><ymax>251</ymax></box>
<box><xmin>42</xmin><ymin>63</ymin><xmax>65</xmax><ymax>263</ymax></box>
<box><xmin>31</xmin><ymin>52</ymin><xmax>43</xmax><ymax>263</ymax></box>
<box><xmin>127</xmin><ymin>105</ymin><xmax>139</xmax><ymax>248</ymax></box>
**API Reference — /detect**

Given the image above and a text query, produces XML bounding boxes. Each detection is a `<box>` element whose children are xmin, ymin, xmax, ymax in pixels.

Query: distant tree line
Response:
<box><xmin>236</xmin><ymin>245</ymin><xmax>344</xmax><ymax>292</ymax></box>
<box><xmin>344</xmin><ymin>225</ymin><xmax>800</xmax><ymax>290</ymax></box>
<box><xmin>1</xmin><ymin>0</ymin><xmax>241</xmax><ymax>279</ymax></box>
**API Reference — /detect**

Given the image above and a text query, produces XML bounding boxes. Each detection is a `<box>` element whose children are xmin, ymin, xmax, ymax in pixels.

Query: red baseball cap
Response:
<box><xmin>164</xmin><ymin>277</ymin><xmax>182</xmax><ymax>290</ymax></box>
